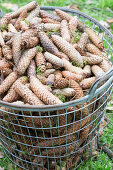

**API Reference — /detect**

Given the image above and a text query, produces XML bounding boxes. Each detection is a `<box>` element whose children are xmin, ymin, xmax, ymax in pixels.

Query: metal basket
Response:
<box><xmin>0</xmin><ymin>6</ymin><xmax>113</xmax><ymax>170</ymax></box>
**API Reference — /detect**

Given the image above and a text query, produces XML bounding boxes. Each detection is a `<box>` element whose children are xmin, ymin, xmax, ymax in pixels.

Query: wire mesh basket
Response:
<box><xmin>0</xmin><ymin>5</ymin><xmax>113</xmax><ymax>170</ymax></box>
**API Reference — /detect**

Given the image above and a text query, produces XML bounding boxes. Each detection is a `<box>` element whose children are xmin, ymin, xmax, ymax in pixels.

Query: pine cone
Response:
<box><xmin>0</xmin><ymin>47</ymin><xmax>2</xmax><ymax>59</ymax></box>
<box><xmin>85</xmin><ymin>27</ymin><xmax>104</xmax><ymax>50</ymax></box>
<box><xmin>17</xmin><ymin>47</ymin><xmax>37</xmax><ymax>75</ymax></box>
<box><xmin>86</xmin><ymin>43</ymin><xmax>102</xmax><ymax>56</ymax></box>
<box><xmin>52</xmin><ymin>35</ymin><xmax>83</xmax><ymax>67</ymax></box>
<box><xmin>69</xmin><ymin>16</ymin><xmax>78</xmax><ymax>33</ymax></box>
<box><xmin>3</xmin><ymin>76</ymin><xmax>28</xmax><ymax>103</ymax></box>
<box><xmin>30</xmin><ymin>76</ymin><xmax>63</xmax><ymax>105</ymax></box>
<box><xmin>0</xmin><ymin>59</ymin><xmax>11</xmax><ymax>70</ymax></box>
<box><xmin>35</xmin><ymin>52</ymin><xmax>46</xmax><ymax>72</ymax></box>
<box><xmin>55</xmin><ymin>9</ymin><xmax>72</xmax><ymax>21</ymax></box>
<box><xmin>26</xmin><ymin>6</ymin><xmax>40</xmax><ymax>21</ymax></box>
<box><xmin>77</xmin><ymin>20</ymin><xmax>85</xmax><ymax>32</ymax></box>
<box><xmin>21</xmin><ymin>35</ymin><xmax>39</xmax><ymax>48</ymax></box>
<box><xmin>12</xmin><ymin>32</ymin><xmax>22</xmax><ymax>66</ymax></box>
<box><xmin>0</xmin><ymin>14</ymin><xmax>11</xmax><ymax>27</ymax></box>
<box><xmin>15</xmin><ymin>82</ymin><xmax>44</xmax><ymax>105</ymax></box>
<box><xmin>83</xmin><ymin>56</ymin><xmax>103</xmax><ymax>65</ymax></box>
<box><xmin>75</xmin><ymin>32</ymin><xmax>88</xmax><ymax>55</ymax></box>
<box><xmin>54</xmin><ymin>78</ymin><xmax>68</xmax><ymax>89</ymax></box>
<box><xmin>83</xmin><ymin>65</ymin><xmax>91</xmax><ymax>77</ymax></box>
<box><xmin>99</xmin><ymin>59</ymin><xmax>111</xmax><ymax>72</ymax></box>
<box><xmin>44</xmin><ymin>23</ymin><xmax>60</xmax><ymax>31</ymax></box>
<box><xmin>44</xmin><ymin>52</ymin><xmax>64</xmax><ymax>67</ymax></box>
<box><xmin>10</xmin><ymin>18</ymin><xmax>17</xmax><ymax>25</ymax></box>
<box><xmin>53</xmin><ymin>88</ymin><xmax>76</xmax><ymax>97</ymax></box>
<box><xmin>54</xmin><ymin>70</ymin><xmax>62</xmax><ymax>80</ymax></box>
<box><xmin>22</xmin><ymin>28</ymin><xmax>37</xmax><ymax>37</ymax></box>
<box><xmin>2</xmin><ymin>31</ymin><xmax>13</xmax><ymax>41</ymax></box>
<box><xmin>8</xmin><ymin>24</ymin><xmax>17</xmax><ymax>33</ymax></box>
<box><xmin>92</xmin><ymin>65</ymin><xmax>105</xmax><ymax>78</ymax></box>
<box><xmin>37</xmin><ymin>75</ymin><xmax>47</xmax><ymax>85</ymax></box>
<box><xmin>29</xmin><ymin>17</ymin><xmax>42</xmax><ymax>27</ymax></box>
<box><xmin>2</xmin><ymin>45</ymin><xmax>13</xmax><ymax>60</ymax></box>
<box><xmin>39</xmin><ymin>10</ymin><xmax>62</xmax><ymax>21</ymax></box>
<box><xmin>1</xmin><ymin>68</ymin><xmax>12</xmax><ymax>77</ymax></box>
<box><xmin>0</xmin><ymin>72</ymin><xmax>17</xmax><ymax>95</ymax></box>
<box><xmin>60</xmin><ymin>20</ymin><xmax>70</xmax><ymax>42</ymax></box>
<box><xmin>62</xmin><ymin>58</ymin><xmax>84</xmax><ymax>75</ymax></box>
<box><xmin>27</xmin><ymin>60</ymin><xmax>36</xmax><ymax>78</ymax></box>
<box><xmin>80</xmin><ymin>77</ymin><xmax>96</xmax><ymax>89</ymax></box>
<box><xmin>10</xmin><ymin>1</ymin><xmax>37</xmax><ymax>18</ymax></box>
<box><xmin>46</xmin><ymin>74</ymin><xmax>55</xmax><ymax>85</ymax></box>
<box><xmin>0</xmin><ymin>31</ymin><xmax>5</xmax><ymax>46</ymax></box>
<box><xmin>14</xmin><ymin>9</ymin><xmax>28</xmax><ymax>30</ymax></box>
<box><xmin>44</xmin><ymin>69</ymin><xmax>55</xmax><ymax>77</ymax></box>
<box><xmin>42</xmin><ymin>17</ymin><xmax>60</xmax><ymax>24</ymax></box>
<box><xmin>46</xmin><ymin>62</ymin><xmax>53</xmax><ymax>69</ymax></box>
<box><xmin>20</xmin><ymin>20</ymin><xmax>29</xmax><ymax>31</ymax></box>
<box><xmin>62</xmin><ymin>71</ymin><xmax>83</xmax><ymax>82</ymax></box>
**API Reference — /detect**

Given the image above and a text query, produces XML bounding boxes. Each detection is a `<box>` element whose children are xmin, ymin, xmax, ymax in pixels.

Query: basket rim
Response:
<box><xmin>0</xmin><ymin>6</ymin><xmax>113</xmax><ymax>110</ymax></box>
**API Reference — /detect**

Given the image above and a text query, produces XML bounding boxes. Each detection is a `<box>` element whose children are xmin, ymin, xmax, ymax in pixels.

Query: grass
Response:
<box><xmin>0</xmin><ymin>0</ymin><xmax>113</xmax><ymax>169</ymax></box>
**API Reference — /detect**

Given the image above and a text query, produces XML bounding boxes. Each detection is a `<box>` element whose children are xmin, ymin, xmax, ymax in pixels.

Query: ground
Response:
<box><xmin>0</xmin><ymin>0</ymin><xmax>113</xmax><ymax>169</ymax></box>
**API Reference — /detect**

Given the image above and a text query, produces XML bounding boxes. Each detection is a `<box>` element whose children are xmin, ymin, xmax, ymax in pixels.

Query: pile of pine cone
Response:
<box><xmin>0</xmin><ymin>1</ymin><xmax>112</xmax><ymax>169</ymax></box>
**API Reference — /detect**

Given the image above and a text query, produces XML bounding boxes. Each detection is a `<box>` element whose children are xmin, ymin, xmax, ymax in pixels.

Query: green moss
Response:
<box><xmin>37</xmin><ymin>45</ymin><xmax>43</xmax><ymax>52</ymax></box>
<box><xmin>56</xmin><ymin>94</ymin><xmax>66</xmax><ymax>103</ymax></box>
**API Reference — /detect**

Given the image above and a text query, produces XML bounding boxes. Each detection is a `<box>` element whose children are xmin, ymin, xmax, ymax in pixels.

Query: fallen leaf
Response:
<box><xmin>106</xmin><ymin>18</ymin><xmax>113</xmax><ymax>24</ymax></box>
<box><xmin>68</xmin><ymin>4</ymin><xmax>80</xmax><ymax>10</ymax></box>
<box><xmin>99</xmin><ymin>21</ymin><xmax>110</xmax><ymax>28</ymax></box>
<box><xmin>0</xmin><ymin>152</ymin><xmax>4</xmax><ymax>159</ymax></box>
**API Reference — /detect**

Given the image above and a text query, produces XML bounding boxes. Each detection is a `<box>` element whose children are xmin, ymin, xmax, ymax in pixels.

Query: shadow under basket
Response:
<box><xmin>0</xmin><ymin>6</ymin><xmax>113</xmax><ymax>170</ymax></box>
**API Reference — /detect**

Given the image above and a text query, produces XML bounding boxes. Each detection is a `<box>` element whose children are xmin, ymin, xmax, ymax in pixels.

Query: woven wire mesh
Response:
<box><xmin>0</xmin><ymin>5</ymin><xmax>113</xmax><ymax>170</ymax></box>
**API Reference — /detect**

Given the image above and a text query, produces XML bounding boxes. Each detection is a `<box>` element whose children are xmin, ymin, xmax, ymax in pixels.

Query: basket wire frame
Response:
<box><xmin>0</xmin><ymin>5</ymin><xmax>113</xmax><ymax>170</ymax></box>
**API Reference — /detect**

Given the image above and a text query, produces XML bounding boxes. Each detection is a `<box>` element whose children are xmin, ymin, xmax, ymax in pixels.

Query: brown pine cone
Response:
<box><xmin>29</xmin><ymin>17</ymin><xmax>42</xmax><ymax>27</ymax></box>
<box><xmin>99</xmin><ymin>59</ymin><xmax>111</xmax><ymax>72</ymax></box>
<box><xmin>2</xmin><ymin>45</ymin><xmax>13</xmax><ymax>60</ymax></box>
<box><xmin>46</xmin><ymin>74</ymin><xmax>55</xmax><ymax>86</ymax></box>
<box><xmin>37</xmin><ymin>75</ymin><xmax>47</xmax><ymax>85</ymax></box>
<box><xmin>3</xmin><ymin>76</ymin><xmax>28</xmax><ymax>103</ymax></box>
<box><xmin>10</xmin><ymin>18</ymin><xmax>17</xmax><ymax>25</ymax></box>
<box><xmin>62</xmin><ymin>71</ymin><xmax>83</xmax><ymax>82</ymax></box>
<box><xmin>77</xmin><ymin>20</ymin><xmax>85</xmax><ymax>32</ymax></box>
<box><xmin>1</xmin><ymin>68</ymin><xmax>12</xmax><ymax>77</ymax></box>
<box><xmin>86</xmin><ymin>43</ymin><xmax>102</xmax><ymax>56</ymax></box>
<box><xmin>17</xmin><ymin>47</ymin><xmax>37</xmax><ymax>75</ymax></box>
<box><xmin>20</xmin><ymin>20</ymin><xmax>29</xmax><ymax>31</ymax></box>
<box><xmin>8</xmin><ymin>24</ymin><xmax>17</xmax><ymax>33</ymax></box>
<box><xmin>75</xmin><ymin>32</ymin><xmax>88</xmax><ymax>55</ymax></box>
<box><xmin>10</xmin><ymin>1</ymin><xmax>37</xmax><ymax>18</ymax></box>
<box><xmin>69</xmin><ymin>16</ymin><xmax>78</xmax><ymax>33</ymax></box>
<box><xmin>39</xmin><ymin>10</ymin><xmax>62</xmax><ymax>21</ymax></box>
<box><xmin>46</xmin><ymin>62</ymin><xmax>53</xmax><ymax>69</ymax></box>
<box><xmin>80</xmin><ymin>77</ymin><xmax>96</xmax><ymax>89</ymax></box>
<box><xmin>62</xmin><ymin>58</ymin><xmax>84</xmax><ymax>75</ymax></box>
<box><xmin>0</xmin><ymin>59</ymin><xmax>11</xmax><ymax>70</ymax></box>
<box><xmin>0</xmin><ymin>47</ymin><xmax>2</xmax><ymax>59</ymax></box>
<box><xmin>15</xmin><ymin>82</ymin><xmax>44</xmax><ymax>105</ymax></box>
<box><xmin>52</xmin><ymin>35</ymin><xmax>83</xmax><ymax>67</ymax></box>
<box><xmin>0</xmin><ymin>72</ymin><xmax>17</xmax><ymax>95</ymax></box>
<box><xmin>22</xmin><ymin>28</ymin><xmax>38</xmax><ymax>37</ymax></box>
<box><xmin>30</xmin><ymin>76</ymin><xmax>63</xmax><ymax>105</ymax></box>
<box><xmin>54</xmin><ymin>78</ymin><xmax>68</xmax><ymax>89</ymax></box>
<box><xmin>42</xmin><ymin>17</ymin><xmax>60</xmax><ymax>24</ymax></box>
<box><xmin>54</xmin><ymin>70</ymin><xmax>62</xmax><ymax>80</ymax></box>
<box><xmin>21</xmin><ymin>35</ymin><xmax>39</xmax><ymax>48</ymax></box>
<box><xmin>55</xmin><ymin>9</ymin><xmax>72</xmax><ymax>21</ymax></box>
<box><xmin>44</xmin><ymin>23</ymin><xmax>60</xmax><ymax>32</ymax></box>
<box><xmin>92</xmin><ymin>65</ymin><xmax>105</xmax><ymax>78</ymax></box>
<box><xmin>6</xmin><ymin>37</ymin><xmax>13</xmax><ymax>47</ymax></box>
<box><xmin>27</xmin><ymin>60</ymin><xmax>36</xmax><ymax>78</ymax></box>
<box><xmin>44</xmin><ymin>69</ymin><xmax>55</xmax><ymax>77</ymax></box>
<box><xmin>26</xmin><ymin>6</ymin><xmax>40</xmax><ymax>21</ymax></box>
<box><xmin>44</xmin><ymin>52</ymin><xmax>64</xmax><ymax>67</ymax></box>
<box><xmin>85</xmin><ymin>27</ymin><xmax>104</xmax><ymax>50</ymax></box>
<box><xmin>60</xmin><ymin>20</ymin><xmax>70</xmax><ymax>42</ymax></box>
<box><xmin>0</xmin><ymin>31</ymin><xmax>5</xmax><ymax>46</ymax></box>
<box><xmin>83</xmin><ymin>56</ymin><xmax>103</xmax><ymax>65</ymax></box>
<box><xmin>35</xmin><ymin>52</ymin><xmax>46</xmax><ymax>72</ymax></box>
<box><xmin>83</xmin><ymin>65</ymin><xmax>91</xmax><ymax>77</ymax></box>
<box><xmin>0</xmin><ymin>14</ymin><xmax>11</xmax><ymax>27</ymax></box>
<box><xmin>12</xmin><ymin>32</ymin><xmax>22</xmax><ymax>66</ymax></box>
<box><xmin>53</xmin><ymin>88</ymin><xmax>76</xmax><ymax>97</ymax></box>
<box><xmin>14</xmin><ymin>9</ymin><xmax>28</xmax><ymax>30</ymax></box>
<box><xmin>2</xmin><ymin>31</ymin><xmax>13</xmax><ymax>41</ymax></box>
